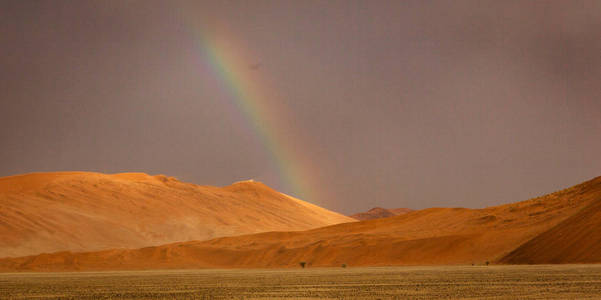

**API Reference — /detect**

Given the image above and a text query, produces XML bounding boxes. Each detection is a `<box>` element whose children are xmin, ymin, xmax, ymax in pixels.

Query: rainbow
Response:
<box><xmin>184</xmin><ymin>18</ymin><xmax>328</xmax><ymax>206</ymax></box>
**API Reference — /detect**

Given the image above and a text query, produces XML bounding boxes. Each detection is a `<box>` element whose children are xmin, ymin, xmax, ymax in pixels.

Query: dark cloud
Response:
<box><xmin>1</xmin><ymin>0</ymin><xmax>600</xmax><ymax>213</ymax></box>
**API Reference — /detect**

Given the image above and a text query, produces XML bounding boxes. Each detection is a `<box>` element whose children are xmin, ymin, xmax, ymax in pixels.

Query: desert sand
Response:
<box><xmin>0</xmin><ymin>172</ymin><xmax>354</xmax><ymax>258</ymax></box>
<box><xmin>350</xmin><ymin>207</ymin><xmax>413</xmax><ymax>220</ymax></box>
<box><xmin>1</xmin><ymin>175</ymin><xmax>599</xmax><ymax>271</ymax></box>
<box><xmin>500</xmin><ymin>184</ymin><xmax>601</xmax><ymax>264</ymax></box>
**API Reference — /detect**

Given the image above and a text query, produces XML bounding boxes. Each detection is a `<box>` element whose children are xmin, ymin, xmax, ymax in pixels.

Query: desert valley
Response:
<box><xmin>1</xmin><ymin>172</ymin><xmax>600</xmax><ymax>272</ymax></box>
<box><xmin>2</xmin><ymin>1</ymin><xmax>601</xmax><ymax>298</ymax></box>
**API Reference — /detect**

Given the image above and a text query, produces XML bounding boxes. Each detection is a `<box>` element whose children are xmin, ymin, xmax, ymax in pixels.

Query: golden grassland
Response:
<box><xmin>1</xmin><ymin>265</ymin><xmax>601</xmax><ymax>299</ymax></box>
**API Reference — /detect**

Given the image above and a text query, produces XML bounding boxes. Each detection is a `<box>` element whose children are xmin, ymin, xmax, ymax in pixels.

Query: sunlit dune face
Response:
<box><xmin>0</xmin><ymin>172</ymin><xmax>353</xmax><ymax>258</ymax></box>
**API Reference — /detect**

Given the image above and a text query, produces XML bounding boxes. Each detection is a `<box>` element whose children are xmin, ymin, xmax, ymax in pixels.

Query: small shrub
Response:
<box><xmin>341</xmin><ymin>264</ymin><xmax>347</xmax><ymax>268</ymax></box>
<box><xmin>485</xmin><ymin>261</ymin><xmax>490</xmax><ymax>266</ymax></box>
<box><xmin>299</xmin><ymin>262</ymin><xmax>306</xmax><ymax>268</ymax></box>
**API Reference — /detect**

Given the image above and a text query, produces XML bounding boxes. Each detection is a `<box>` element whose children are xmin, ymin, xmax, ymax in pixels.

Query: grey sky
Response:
<box><xmin>1</xmin><ymin>0</ymin><xmax>600</xmax><ymax>214</ymax></box>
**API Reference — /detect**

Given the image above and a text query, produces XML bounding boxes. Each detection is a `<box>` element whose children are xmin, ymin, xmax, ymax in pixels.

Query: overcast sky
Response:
<box><xmin>1</xmin><ymin>0</ymin><xmax>600</xmax><ymax>214</ymax></box>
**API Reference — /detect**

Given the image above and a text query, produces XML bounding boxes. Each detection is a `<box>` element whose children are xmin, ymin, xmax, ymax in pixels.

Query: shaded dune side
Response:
<box><xmin>2</xmin><ymin>176</ymin><xmax>600</xmax><ymax>271</ymax></box>
<box><xmin>0</xmin><ymin>172</ymin><xmax>354</xmax><ymax>258</ymax></box>
<box><xmin>499</xmin><ymin>191</ymin><xmax>601</xmax><ymax>264</ymax></box>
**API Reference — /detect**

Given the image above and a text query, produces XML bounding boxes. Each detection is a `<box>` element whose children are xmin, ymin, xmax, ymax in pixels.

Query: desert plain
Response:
<box><xmin>2</xmin><ymin>265</ymin><xmax>601</xmax><ymax>299</ymax></box>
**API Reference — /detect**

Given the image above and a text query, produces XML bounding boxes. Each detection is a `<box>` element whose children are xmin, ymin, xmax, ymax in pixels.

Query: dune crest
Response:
<box><xmin>0</xmin><ymin>172</ymin><xmax>354</xmax><ymax>258</ymax></box>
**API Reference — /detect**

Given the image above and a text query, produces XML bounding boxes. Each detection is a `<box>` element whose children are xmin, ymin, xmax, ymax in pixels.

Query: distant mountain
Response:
<box><xmin>389</xmin><ymin>208</ymin><xmax>413</xmax><ymax>215</ymax></box>
<box><xmin>350</xmin><ymin>207</ymin><xmax>412</xmax><ymax>220</ymax></box>
<box><xmin>0</xmin><ymin>172</ymin><xmax>354</xmax><ymax>258</ymax></box>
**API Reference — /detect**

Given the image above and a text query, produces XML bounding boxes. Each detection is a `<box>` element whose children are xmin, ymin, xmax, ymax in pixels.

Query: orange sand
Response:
<box><xmin>1</xmin><ymin>174</ymin><xmax>600</xmax><ymax>271</ymax></box>
<box><xmin>499</xmin><ymin>183</ymin><xmax>601</xmax><ymax>264</ymax></box>
<box><xmin>0</xmin><ymin>172</ymin><xmax>354</xmax><ymax>258</ymax></box>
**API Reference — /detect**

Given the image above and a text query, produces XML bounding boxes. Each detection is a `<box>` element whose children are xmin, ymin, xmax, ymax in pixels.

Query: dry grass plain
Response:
<box><xmin>1</xmin><ymin>265</ymin><xmax>601</xmax><ymax>299</ymax></box>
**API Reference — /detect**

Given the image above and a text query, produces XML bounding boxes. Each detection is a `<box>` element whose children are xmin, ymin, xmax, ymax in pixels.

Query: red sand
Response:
<box><xmin>0</xmin><ymin>172</ymin><xmax>354</xmax><ymax>258</ymax></box>
<box><xmin>499</xmin><ymin>186</ymin><xmax>601</xmax><ymax>264</ymax></box>
<box><xmin>1</xmin><ymin>174</ymin><xmax>600</xmax><ymax>271</ymax></box>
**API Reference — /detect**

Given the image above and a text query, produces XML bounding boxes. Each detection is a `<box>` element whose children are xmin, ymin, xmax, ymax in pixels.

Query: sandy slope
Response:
<box><xmin>2</xmin><ymin>176</ymin><xmax>599</xmax><ymax>271</ymax></box>
<box><xmin>350</xmin><ymin>207</ymin><xmax>413</xmax><ymax>220</ymax></box>
<box><xmin>499</xmin><ymin>185</ymin><xmax>601</xmax><ymax>264</ymax></box>
<box><xmin>0</xmin><ymin>172</ymin><xmax>354</xmax><ymax>258</ymax></box>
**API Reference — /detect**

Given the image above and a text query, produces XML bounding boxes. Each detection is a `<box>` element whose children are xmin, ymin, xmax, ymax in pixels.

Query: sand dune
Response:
<box><xmin>499</xmin><ymin>186</ymin><xmax>601</xmax><ymax>264</ymax></box>
<box><xmin>2</xmin><ymin>176</ymin><xmax>599</xmax><ymax>271</ymax></box>
<box><xmin>0</xmin><ymin>172</ymin><xmax>354</xmax><ymax>258</ymax></box>
<box><xmin>350</xmin><ymin>207</ymin><xmax>413</xmax><ymax>220</ymax></box>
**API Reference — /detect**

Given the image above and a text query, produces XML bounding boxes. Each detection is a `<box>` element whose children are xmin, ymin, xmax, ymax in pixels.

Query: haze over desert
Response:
<box><xmin>2</xmin><ymin>0</ymin><xmax>601</xmax><ymax>298</ymax></box>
